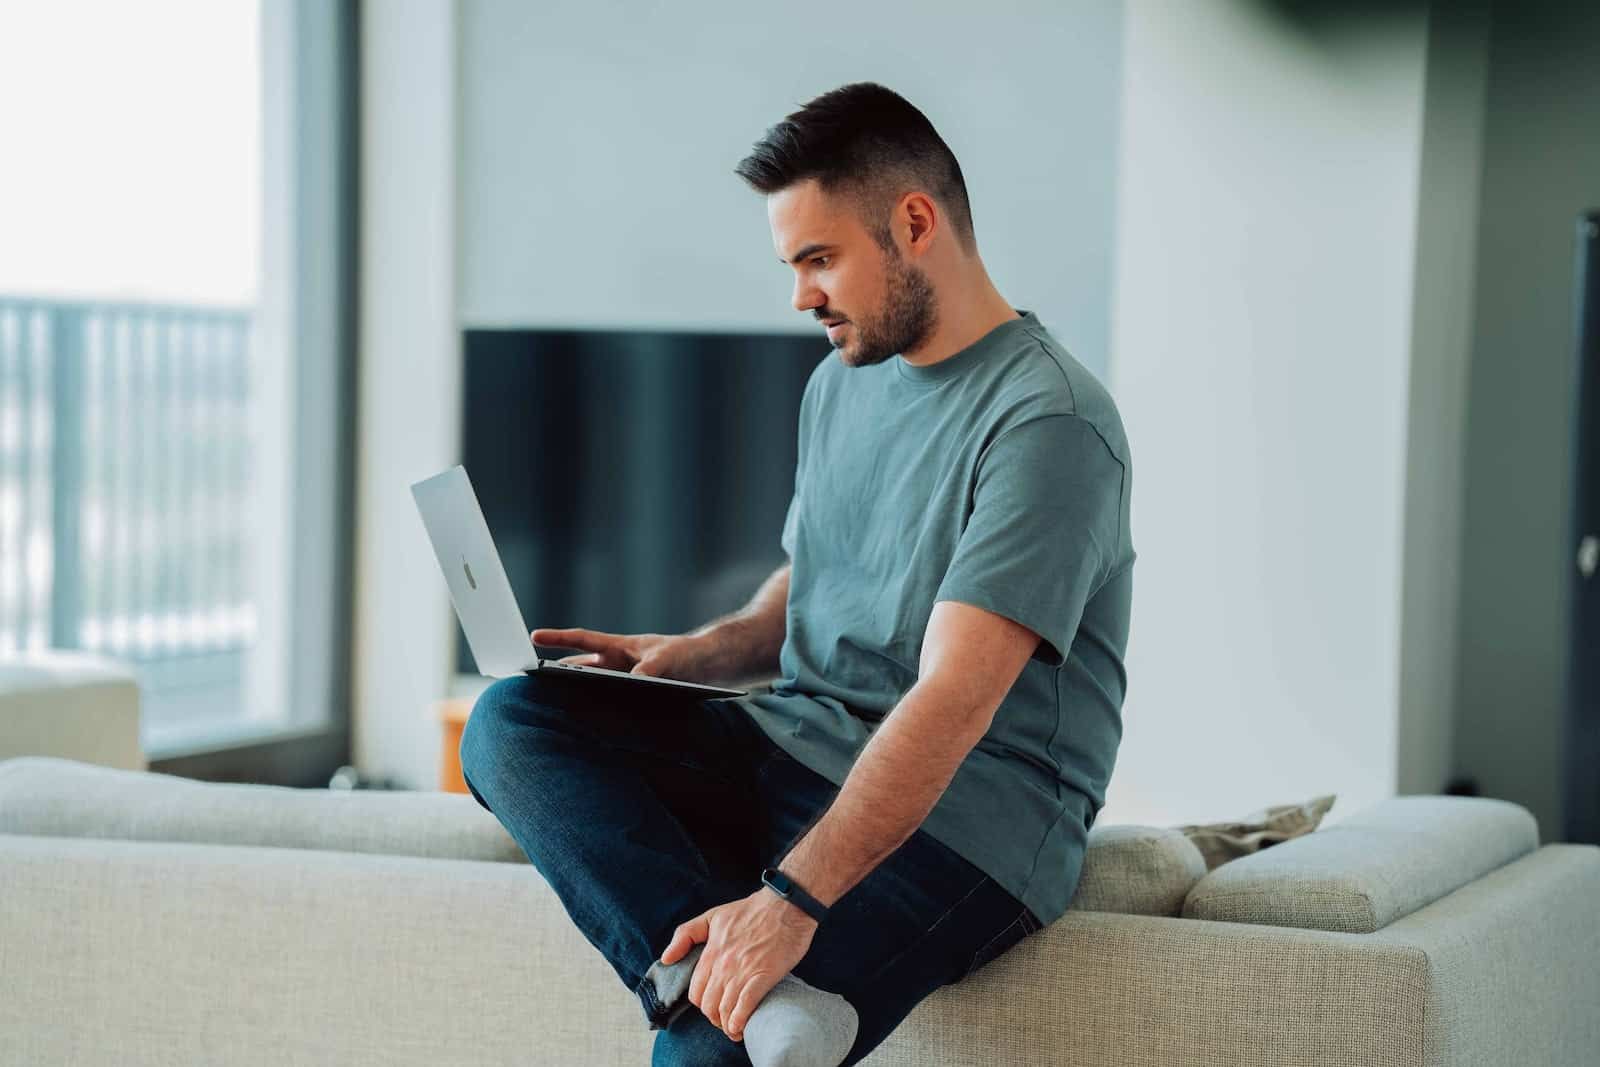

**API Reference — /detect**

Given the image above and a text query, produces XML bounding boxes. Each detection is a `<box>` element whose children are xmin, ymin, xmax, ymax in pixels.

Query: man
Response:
<box><xmin>459</xmin><ymin>82</ymin><xmax>1135</xmax><ymax>1066</ymax></box>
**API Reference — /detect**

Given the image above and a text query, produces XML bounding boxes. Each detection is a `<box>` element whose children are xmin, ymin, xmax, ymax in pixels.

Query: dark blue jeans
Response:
<box><xmin>458</xmin><ymin>672</ymin><xmax>1042</xmax><ymax>1066</ymax></box>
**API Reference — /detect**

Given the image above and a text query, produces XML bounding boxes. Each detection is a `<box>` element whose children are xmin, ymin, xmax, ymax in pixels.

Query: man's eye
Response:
<box><xmin>812</xmin><ymin>256</ymin><xmax>830</xmax><ymax>269</ymax></box>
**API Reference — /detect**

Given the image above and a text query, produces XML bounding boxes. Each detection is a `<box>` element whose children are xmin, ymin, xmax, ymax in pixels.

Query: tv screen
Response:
<box><xmin>457</xmin><ymin>327</ymin><xmax>826</xmax><ymax>676</ymax></box>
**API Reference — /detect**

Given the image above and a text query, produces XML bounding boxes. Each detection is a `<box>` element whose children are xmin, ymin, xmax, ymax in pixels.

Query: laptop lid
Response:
<box><xmin>410</xmin><ymin>465</ymin><xmax>542</xmax><ymax>678</ymax></box>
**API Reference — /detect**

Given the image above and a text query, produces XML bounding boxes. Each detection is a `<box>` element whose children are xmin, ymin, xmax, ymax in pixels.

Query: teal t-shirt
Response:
<box><xmin>737</xmin><ymin>308</ymin><xmax>1135</xmax><ymax>926</ymax></box>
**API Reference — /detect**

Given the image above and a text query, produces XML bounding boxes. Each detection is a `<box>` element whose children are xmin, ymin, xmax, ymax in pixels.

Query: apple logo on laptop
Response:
<box><xmin>462</xmin><ymin>558</ymin><xmax>477</xmax><ymax>590</ymax></box>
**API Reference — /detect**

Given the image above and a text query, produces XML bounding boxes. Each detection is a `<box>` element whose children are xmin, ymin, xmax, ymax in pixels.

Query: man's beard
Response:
<box><xmin>837</xmin><ymin>249</ymin><xmax>938</xmax><ymax>368</ymax></box>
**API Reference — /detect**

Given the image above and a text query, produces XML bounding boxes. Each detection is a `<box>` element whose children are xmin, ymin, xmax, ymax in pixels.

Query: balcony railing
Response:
<box><xmin>0</xmin><ymin>296</ymin><xmax>256</xmax><ymax>731</ymax></box>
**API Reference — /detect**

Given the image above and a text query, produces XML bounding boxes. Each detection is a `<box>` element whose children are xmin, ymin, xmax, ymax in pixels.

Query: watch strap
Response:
<box><xmin>760</xmin><ymin>866</ymin><xmax>829</xmax><ymax>923</ymax></box>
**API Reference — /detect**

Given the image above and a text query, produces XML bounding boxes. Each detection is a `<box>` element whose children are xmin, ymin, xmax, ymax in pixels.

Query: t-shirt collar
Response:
<box><xmin>894</xmin><ymin>308</ymin><xmax>1035</xmax><ymax>385</ymax></box>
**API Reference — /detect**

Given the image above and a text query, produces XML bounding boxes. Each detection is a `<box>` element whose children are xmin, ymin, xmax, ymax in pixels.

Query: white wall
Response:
<box><xmin>456</xmin><ymin>0</ymin><xmax>1125</xmax><ymax>376</ymax></box>
<box><xmin>356</xmin><ymin>0</ymin><xmax>1476</xmax><ymax>814</ymax></box>
<box><xmin>353</xmin><ymin>0</ymin><xmax>460</xmax><ymax>790</ymax></box>
<box><xmin>355</xmin><ymin>0</ymin><xmax>1126</xmax><ymax>788</ymax></box>
<box><xmin>1102</xmin><ymin>1</ymin><xmax>1432</xmax><ymax>827</ymax></box>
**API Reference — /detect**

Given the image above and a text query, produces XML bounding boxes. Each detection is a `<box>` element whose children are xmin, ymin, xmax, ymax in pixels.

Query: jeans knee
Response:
<box><xmin>458</xmin><ymin>675</ymin><xmax>574</xmax><ymax>802</ymax></box>
<box><xmin>457</xmin><ymin>676</ymin><xmax>525</xmax><ymax>797</ymax></box>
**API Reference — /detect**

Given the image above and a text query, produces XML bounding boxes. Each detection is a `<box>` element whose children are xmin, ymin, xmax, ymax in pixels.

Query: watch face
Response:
<box><xmin>761</xmin><ymin>867</ymin><xmax>827</xmax><ymax>923</ymax></box>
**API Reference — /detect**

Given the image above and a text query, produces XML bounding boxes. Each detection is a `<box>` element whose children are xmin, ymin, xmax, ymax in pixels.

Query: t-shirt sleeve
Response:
<box><xmin>933</xmin><ymin>414</ymin><xmax>1124</xmax><ymax>667</ymax></box>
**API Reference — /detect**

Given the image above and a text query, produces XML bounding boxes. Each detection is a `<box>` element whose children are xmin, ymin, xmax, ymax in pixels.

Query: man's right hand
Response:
<box><xmin>531</xmin><ymin>627</ymin><xmax>719</xmax><ymax>684</ymax></box>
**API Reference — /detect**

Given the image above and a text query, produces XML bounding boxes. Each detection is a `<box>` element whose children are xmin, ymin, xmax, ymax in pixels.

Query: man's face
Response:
<box><xmin>769</xmin><ymin>180</ymin><xmax>938</xmax><ymax>368</ymax></box>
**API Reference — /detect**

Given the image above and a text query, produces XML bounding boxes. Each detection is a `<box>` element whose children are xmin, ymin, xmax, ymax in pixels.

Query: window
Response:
<box><xmin>0</xmin><ymin>0</ymin><xmax>355</xmax><ymax>776</ymax></box>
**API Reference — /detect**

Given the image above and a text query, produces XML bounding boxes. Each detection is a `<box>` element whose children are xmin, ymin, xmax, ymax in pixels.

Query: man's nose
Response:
<box><xmin>791</xmin><ymin>277</ymin><xmax>824</xmax><ymax>314</ymax></box>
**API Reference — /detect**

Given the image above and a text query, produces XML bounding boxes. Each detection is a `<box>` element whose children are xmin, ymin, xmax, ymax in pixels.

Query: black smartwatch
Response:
<box><xmin>760</xmin><ymin>867</ymin><xmax>829</xmax><ymax>924</ymax></box>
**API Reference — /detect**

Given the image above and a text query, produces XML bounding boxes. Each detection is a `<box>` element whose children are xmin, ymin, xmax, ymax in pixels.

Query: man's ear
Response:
<box><xmin>899</xmin><ymin>191</ymin><xmax>939</xmax><ymax>255</ymax></box>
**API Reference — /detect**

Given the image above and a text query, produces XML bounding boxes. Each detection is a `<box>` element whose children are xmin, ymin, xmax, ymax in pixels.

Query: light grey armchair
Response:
<box><xmin>0</xmin><ymin>649</ymin><xmax>144</xmax><ymax>771</ymax></box>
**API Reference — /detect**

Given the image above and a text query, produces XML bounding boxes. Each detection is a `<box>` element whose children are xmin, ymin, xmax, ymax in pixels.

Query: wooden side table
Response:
<box><xmin>435</xmin><ymin>696</ymin><xmax>473</xmax><ymax>793</ymax></box>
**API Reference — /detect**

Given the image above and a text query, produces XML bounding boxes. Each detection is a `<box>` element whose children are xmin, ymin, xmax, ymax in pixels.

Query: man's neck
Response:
<box><xmin>900</xmin><ymin>277</ymin><xmax>1020</xmax><ymax>369</ymax></box>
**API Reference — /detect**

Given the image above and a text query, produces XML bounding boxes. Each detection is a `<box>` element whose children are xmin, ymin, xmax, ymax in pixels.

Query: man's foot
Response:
<box><xmin>644</xmin><ymin>945</ymin><xmax>857</xmax><ymax>1066</ymax></box>
<box><xmin>743</xmin><ymin>971</ymin><xmax>858</xmax><ymax>1067</ymax></box>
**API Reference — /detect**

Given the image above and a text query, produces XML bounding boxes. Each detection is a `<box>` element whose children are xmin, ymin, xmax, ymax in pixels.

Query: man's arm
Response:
<box><xmin>686</xmin><ymin>561</ymin><xmax>791</xmax><ymax>686</ymax></box>
<box><xmin>773</xmin><ymin>597</ymin><xmax>1040</xmax><ymax>908</ymax></box>
<box><xmin>655</xmin><ymin>597</ymin><xmax>1040</xmax><ymax>1041</ymax></box>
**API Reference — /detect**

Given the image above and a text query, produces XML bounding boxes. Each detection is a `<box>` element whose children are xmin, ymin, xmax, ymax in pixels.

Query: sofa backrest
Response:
<box><xmin>0</xmin><ymin>756</ymin><xmax>526</xmax><ymax>864</ymax></box>
<box><xmin>0</xmin><ymin>755</ymin><xmax>1215</xmax><ymax>917</ymax></box>
<box><xmin>17</xmin><ymin>757</ymin><xmax>1529</xmax><ymax>933</ymax></box>
<box><xmin>1182</xmin><ymin>795</ymin><xmax>1540</xmax><ymax>932</ymax></box>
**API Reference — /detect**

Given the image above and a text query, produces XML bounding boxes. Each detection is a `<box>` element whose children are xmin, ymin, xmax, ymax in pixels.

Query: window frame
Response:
<box><xmin>147</xmin><ymin>0</ymin><xmax>358</xmax><ymax>786</ymax></box>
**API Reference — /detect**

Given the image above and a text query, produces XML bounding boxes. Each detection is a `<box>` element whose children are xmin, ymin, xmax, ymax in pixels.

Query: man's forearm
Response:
<box><xmin>774</xmin><ymin>678</ymin><xmax>990</xmax><ymax>907</ymax></box>
<box><xmin>687</xmin><ymin>562</ymin><xmax>790</xmax><ymax>683</ymax></box>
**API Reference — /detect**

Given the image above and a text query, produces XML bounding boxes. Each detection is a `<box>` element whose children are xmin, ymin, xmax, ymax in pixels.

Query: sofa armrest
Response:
<box><xmin>1366</xmin><ymin>843</ymin><xmax>1600</xmax><ymax>1067</ymax></box>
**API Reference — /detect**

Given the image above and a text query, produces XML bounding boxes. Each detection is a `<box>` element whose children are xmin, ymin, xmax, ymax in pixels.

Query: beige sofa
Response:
<box><xmin>1</xmin><ymin>750</ymin><xmax>1596</xmax><ymax>1066</ymax></box>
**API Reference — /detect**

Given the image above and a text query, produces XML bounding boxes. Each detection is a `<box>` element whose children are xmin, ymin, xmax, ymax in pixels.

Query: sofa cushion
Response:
<box><xmin>1182</xmin><ymin>795</ymin><xmax>1539</xmax><ymax>933</ymax></box>
<box><xmin>0</xmin><ymin>756</ymin><xmax>527</xmax><ymax>864</ymax></box>
<box><xmin>1068</xmin><ymin>824</ymin><xmax>1208</xmax><ymax>916</ymax></box>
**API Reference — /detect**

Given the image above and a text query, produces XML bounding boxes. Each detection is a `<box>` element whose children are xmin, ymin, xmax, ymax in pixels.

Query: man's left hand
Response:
<box><xmin>658</xmin><ymin>887</ymin><xmax>818</xmax><ymax>1042</ymax></box>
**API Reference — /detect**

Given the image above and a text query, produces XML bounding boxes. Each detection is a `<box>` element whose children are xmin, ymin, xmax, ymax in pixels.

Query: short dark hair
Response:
<box><xmin>734</xmin><ymin>82</ymin><xmax>976</xmax><ymax>255</ymax></box>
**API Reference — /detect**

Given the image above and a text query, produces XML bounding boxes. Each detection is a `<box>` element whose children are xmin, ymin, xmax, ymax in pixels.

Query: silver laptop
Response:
<box><xmin>410</xmin><ymin>465</ymin><xmax>747</xmax><ymax>698</ymax></box>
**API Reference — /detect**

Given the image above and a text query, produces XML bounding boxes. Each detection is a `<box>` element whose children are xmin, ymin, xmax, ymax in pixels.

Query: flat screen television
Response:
<box><xmin>456</xmin><ymin>327</ymin><xmax>826</xmax><ymax>675</ymax></box>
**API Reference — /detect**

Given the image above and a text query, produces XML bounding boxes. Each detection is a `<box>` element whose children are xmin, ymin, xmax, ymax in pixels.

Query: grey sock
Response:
<box><xmin>743</xmin><ymin>971</ymin><xmax>858</xmax><ymax>1067</ymax></box>
<box><xmin>642</xmin><ymin>946</ymin><xmax>858</xmax><ymax>1066</ymax></box>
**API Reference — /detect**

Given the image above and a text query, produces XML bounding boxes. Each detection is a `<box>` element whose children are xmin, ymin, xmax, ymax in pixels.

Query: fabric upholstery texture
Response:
<box><xmin>1068</xmin><ymin>823</ymin><xmax>1208</xmax><ymax>915</ymax></box>
<box><xmin>0</xmin><ymin>755</ymin><xmax>526</xmax><ymax>864</ymax></box>
<box><xmin>0</xmin><ymin>652</ymin><xmax>145</xmax><ymax>771</ymax></box>
<box><xmin>1376</xmin><ymin>844</ymin><xmax>1600</xmax><ymax>1067</ymax></box>
<box><xmin>4</xmin><ymin>830</ymin><xmax>1595</xmax><ymax>1066</ymax></box>
<box><xmin>1182</xmin><ymin>795</ymin><xmax>1539</xmax><ymax>933</ymax></box>
<box><xmin>0</xmin><ymin>756</ymin><xmax>1212</xmax><ymax>917</ymax></box>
